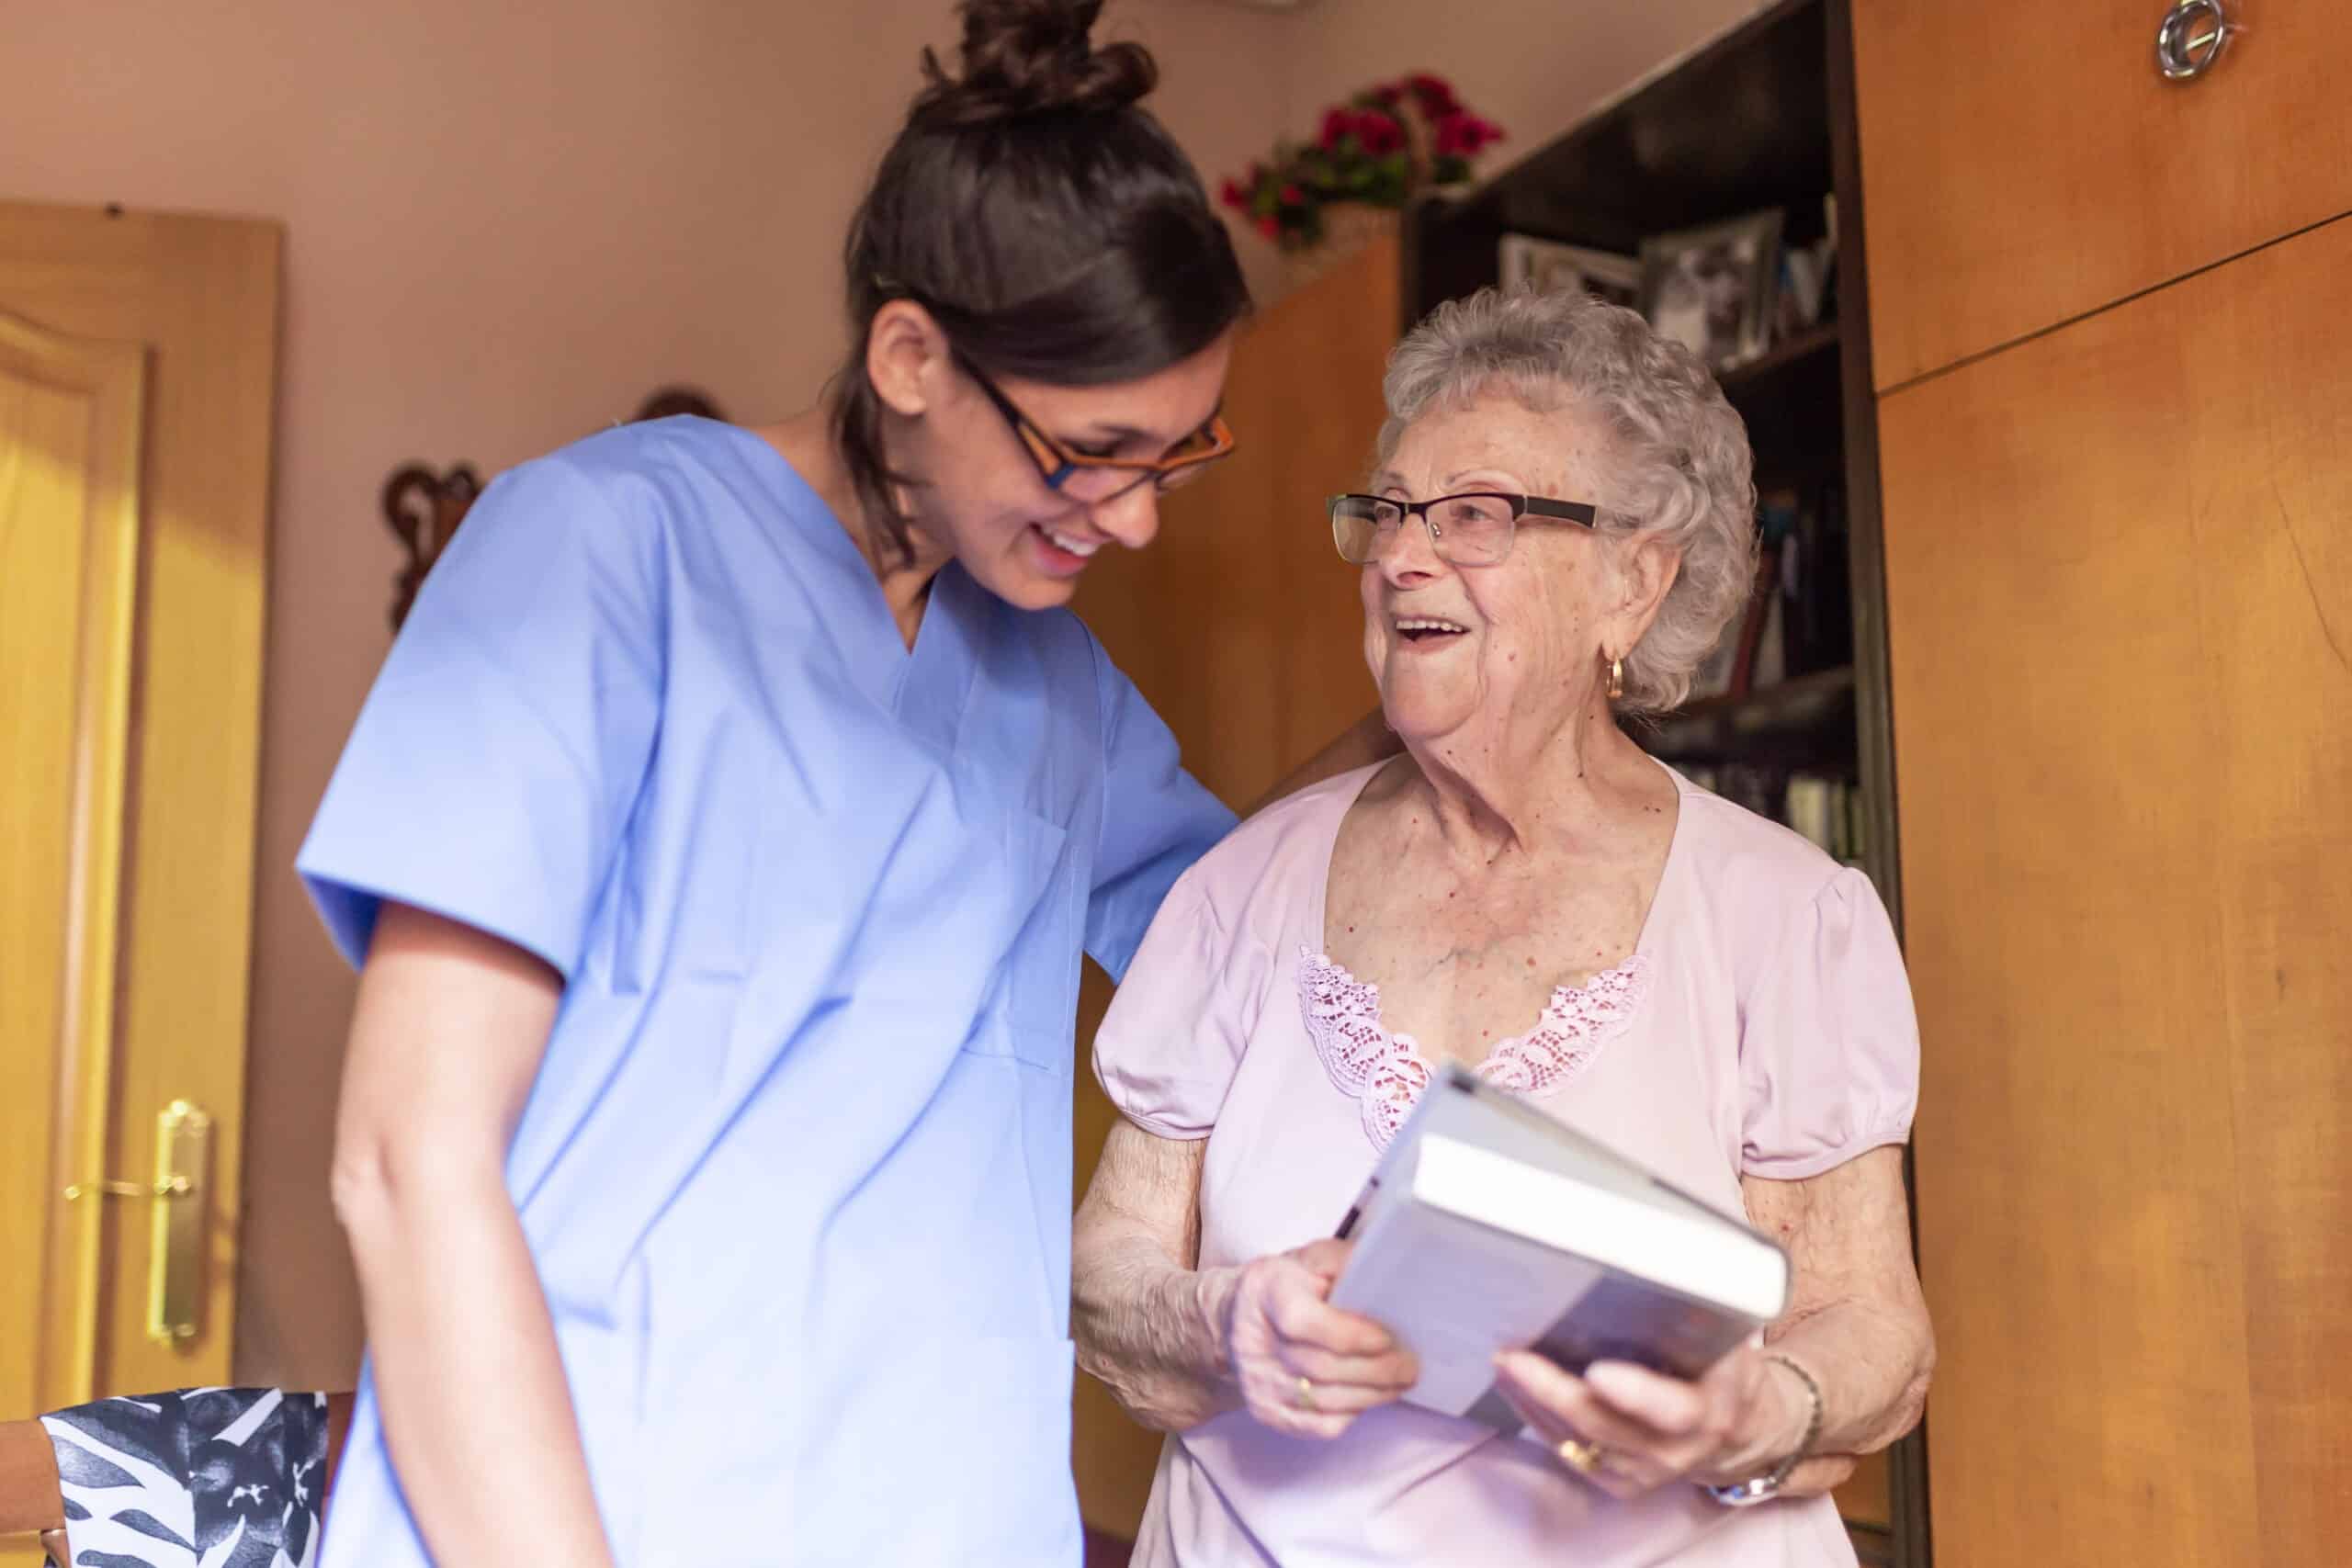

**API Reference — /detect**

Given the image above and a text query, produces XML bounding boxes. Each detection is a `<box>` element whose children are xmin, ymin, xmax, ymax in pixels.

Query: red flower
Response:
<box><xmin>1319</xmin><ymin>107</ymin><xmax>1354</xmax><ymax>151</ymax></box>
<box><xmin>1256</xmin><ymin>214</ymin><xmax>1280</xmax><ymax>238</ymax></box>
<box><xmin>1219</xmin><ymin>177</ymin><xmax>1248</xmax><ymax>210</ymax></box>
<box><xmin>1356</xmin><ymin>110</ymin><xmax>1403</xmax><ymax>155</ymax></box>
<box><xmin>1279</xmin><ymin>183</ymin><xmax>1306</xmax><ymax>207</ymax></box>
<box><xmin>1431</xmin><ymin>110</ymin><xmax>1501</xmax><ymax>158</ymax></box>
<box><xmin>1408</xmin><ymin>73</ymin><xmax>1459</xmax><ymax>114</ymax></box>
<box><xmin>1372</xmin><ymin>82</ymin><xmax>1405</xmax><ymax>107</ymax></box>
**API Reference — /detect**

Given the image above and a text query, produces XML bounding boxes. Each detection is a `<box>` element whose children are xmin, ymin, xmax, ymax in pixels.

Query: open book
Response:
<box><xmin>1327</xmin><ymin>1063</ymin><xmax>1789</xmax><ymax>1434</ymax></box>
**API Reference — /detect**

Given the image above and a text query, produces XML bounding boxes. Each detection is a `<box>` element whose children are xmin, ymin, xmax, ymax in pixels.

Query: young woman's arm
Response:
<box><xmin>329</xmin><ymin>901</ymin><xmax>616</xmax><ymax>1567</ymax></box>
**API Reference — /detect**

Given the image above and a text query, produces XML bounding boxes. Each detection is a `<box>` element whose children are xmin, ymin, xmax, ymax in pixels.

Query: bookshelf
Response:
<box><xmin>1400</xmin><ymin>2</ymin><xmax>1925</xmax><ymax>1562</ymax></box>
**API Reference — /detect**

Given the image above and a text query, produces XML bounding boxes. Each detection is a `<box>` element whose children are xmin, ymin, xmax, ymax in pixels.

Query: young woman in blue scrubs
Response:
<box><xmin>299</xmin><ymin>4</ymin><xmax>1385</xmax><ymax>1562</ymax></box>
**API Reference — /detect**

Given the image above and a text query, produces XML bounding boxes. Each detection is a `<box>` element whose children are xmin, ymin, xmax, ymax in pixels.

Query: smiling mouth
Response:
<box><xmin>1036</xmin><ymin>523</ymin><xmax>1102</xmax><ymax>558</ymax></box>
<box><xmin>1395</xmin><ymin>616</ymin><xmax>1467</xmax><ymax>643</ymax></box>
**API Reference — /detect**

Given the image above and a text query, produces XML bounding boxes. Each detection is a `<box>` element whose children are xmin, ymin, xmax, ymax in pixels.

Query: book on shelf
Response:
<box><xmin>1327</xmin><ymin>1063</ymin><xmax>1790</xmax><ymax>1434</ymax></box>
<box><xmin>1679</xmin><ymin>769</ymin><xmax>1868</xmax><ymax>872</ymax></box>
<box><xmin>1784</xmin><ymin>772</ymin><xmax>1868</xmax><ymax>868</ymax></box>
<box><xmin>1690</xmin><ymin>479</ymin><xmax>1849</xmax><ymax>707</ymax></box>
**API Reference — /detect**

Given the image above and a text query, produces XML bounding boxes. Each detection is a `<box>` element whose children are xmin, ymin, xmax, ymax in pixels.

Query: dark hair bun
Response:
<box><xmin>914</xmin><ymin>0</ymin><xmax>1157</xmax><ymax>126</ymax></box>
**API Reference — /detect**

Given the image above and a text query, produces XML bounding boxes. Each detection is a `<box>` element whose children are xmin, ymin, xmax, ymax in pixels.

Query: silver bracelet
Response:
<box><xmin>1701</xmin><ymin>1353</ymin><xmax>1824</xmax><ymax>1508</ymax></box>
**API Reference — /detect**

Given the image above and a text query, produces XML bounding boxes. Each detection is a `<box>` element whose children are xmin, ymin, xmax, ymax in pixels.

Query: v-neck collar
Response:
<box><xmin>718</xmin><ymin>423</ymin><xmax>982</xmax><ymax>746</ymax></box>
<box><xmin>1309</xmin><ymin>754</ymin><xmax>1692</xmax><ymax>975</ymax></box>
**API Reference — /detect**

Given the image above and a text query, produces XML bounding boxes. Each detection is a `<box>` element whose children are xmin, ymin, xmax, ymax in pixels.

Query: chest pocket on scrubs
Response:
<box><xmin>971</xmin><ymin>806</ymin><xmax>1077</xmax><ymax>1073</ymax></box>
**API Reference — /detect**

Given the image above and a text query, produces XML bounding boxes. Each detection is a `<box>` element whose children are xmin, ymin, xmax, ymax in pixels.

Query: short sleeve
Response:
<box><xmin>1084</xmin><ymin>647</ymin><xmax>1237</xmax><ymax>983</ymax></box>
<box><xmin>297</xmin><ymin>456</ymin><xmax>663</xmax><ymax>979</ymax></box>
<box><xmin>1738</xmin><ymin>866</ymin><xmax>1920</xmax><ymax>1179</ymax></box>
<box><xmin>1092</xmin><ymin>876</ymin><xmax>1264</xmax><ymax>1140</ymax></box>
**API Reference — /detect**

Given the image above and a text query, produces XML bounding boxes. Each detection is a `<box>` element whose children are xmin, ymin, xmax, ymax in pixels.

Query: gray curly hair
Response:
<box><xmin>1375</xmin><ymin>285</ymin><xmax>1757</xmax><ymax>713</ymax></box>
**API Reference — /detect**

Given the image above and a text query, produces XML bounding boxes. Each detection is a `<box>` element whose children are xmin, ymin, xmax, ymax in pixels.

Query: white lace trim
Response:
<box><xmin>1296</xmin><ymin>947</ymin><xmax>1651</xmax><ymax>1150</ymax></box>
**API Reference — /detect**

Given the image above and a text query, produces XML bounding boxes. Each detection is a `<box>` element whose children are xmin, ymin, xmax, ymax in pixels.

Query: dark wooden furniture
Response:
<box><xmin>381</xmin><ymin>385</ymin><xmax>728</xmax><ymax>631</ymax></box>
<box><xmin>1401</xmin><ymin>4</ymin><xmax>1923</xmax><ymax>1562</ymax></box>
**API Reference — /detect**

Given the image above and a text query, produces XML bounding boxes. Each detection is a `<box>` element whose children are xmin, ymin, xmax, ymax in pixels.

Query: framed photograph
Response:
<box><xmin>1498</xmin><ymin>234</ymin><xmax>1642</xmax><ymax>310</ymax></box>
<box><xmin>1637</xmin><ymin>209</ymin><xmax>1783</xmax><ymax>370</ymax></box>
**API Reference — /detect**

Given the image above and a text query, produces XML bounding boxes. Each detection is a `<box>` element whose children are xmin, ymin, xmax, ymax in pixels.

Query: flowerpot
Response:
<box><xmin>1281</xmin><ymin>203</ymin><xmax>1402</xmax><ymax>296</ymax></box>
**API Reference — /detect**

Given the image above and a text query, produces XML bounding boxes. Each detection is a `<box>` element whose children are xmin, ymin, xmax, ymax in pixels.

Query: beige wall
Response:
<box><xmin>1278</xmin><ymin>0</ymin><xmax>1763</xmax><ymax>164</ymax></box>
<box><xmin>0</xmin><ymin>0</ymin><xmax>1284</xmax><ymax>1386</ymax></box>
<box><xmin>0</xmin><ymin>0</ymin><xmax>1758</xmax><ymax>1391</ymax></box>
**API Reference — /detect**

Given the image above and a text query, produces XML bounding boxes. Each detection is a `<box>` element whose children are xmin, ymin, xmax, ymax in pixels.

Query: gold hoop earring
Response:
<box><xmin>1606</xmin><ymin>655</ymin><xmax>1624</xmax><ymax>702</ymax></box>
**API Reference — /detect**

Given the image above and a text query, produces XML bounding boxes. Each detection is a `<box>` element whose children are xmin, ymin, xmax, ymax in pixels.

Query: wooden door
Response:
<box><xmin>1854</xmin><ymin>0</ymin><xmax>2352</xmax><ymax>388</ymax></box>
<box><xmin>1881</xmin><ymin>212</ymin><xmax>2352</xmax><ymax>1565</ymax></box>
<box><xmin>1069</xmin><ymin>234</ymin><xmax>1396</xmax><ymax>1540</ymax></box>
<box><xmin>0</xmin><ymin>201</ymin><xmax>278</xmax><ymax>1492</ymax></box>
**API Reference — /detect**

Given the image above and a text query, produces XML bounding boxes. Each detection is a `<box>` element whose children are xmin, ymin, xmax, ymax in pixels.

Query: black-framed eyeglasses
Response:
<box><xmin>1329</xmin><ymin>491</ymin><xmax>1600</xmax><ymax>567</ymax></box>
<box><xmin>956</xmin><ymin>351</ymin><xmax>1235</xmax><ymax>504</ymax></box>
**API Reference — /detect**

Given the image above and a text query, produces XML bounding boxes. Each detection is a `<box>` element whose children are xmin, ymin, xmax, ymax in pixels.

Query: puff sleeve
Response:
<box><xmin>1738</xmin><ymin>867</ymin><xmax>1921</xmax><ymax>1179</ymax></box>
<box><xmin>1091</xmin><ymin>873</ymin><xmax>1267</xmax><ymax>1140</ymax></box>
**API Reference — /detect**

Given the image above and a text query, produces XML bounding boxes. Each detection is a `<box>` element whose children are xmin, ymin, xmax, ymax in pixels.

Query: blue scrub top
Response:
<box><xmin>299</xmin><ymin>418</ymin><xmax>1233</xmax><ymax>1566</ymax></box>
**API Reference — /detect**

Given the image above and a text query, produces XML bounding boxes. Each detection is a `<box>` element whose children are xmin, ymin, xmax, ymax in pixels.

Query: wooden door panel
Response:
<box><xmin>1263</xmin><ymin>239</ymin><xmax>1389</xmax><ymax>769</ymax></box>
<box><xmin>1882</xmin><ymin>213</ymin><xmax>2352</xmax><ymax>1565</ymax></box>
<box><xmin>1853</xmin><ymin>0</ymin><xmax>2352</xmax><ymax>389</ymax></box>
<box><xmin>0</xmin><ymin>314</ymin><xmax>146</xmax><ymax>1426</ymax></box>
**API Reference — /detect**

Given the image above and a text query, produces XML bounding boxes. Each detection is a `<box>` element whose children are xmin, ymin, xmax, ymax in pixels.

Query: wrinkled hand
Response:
<box><xmin>1493</xmin><ymin>1347</ymin><xmax>1844</xmax><ymax>1500</ymax></box>
<box><xmin>1221</xmin><ymin>1238</ymin><xmax>1419</xmax><ymax>1438</ymax></box>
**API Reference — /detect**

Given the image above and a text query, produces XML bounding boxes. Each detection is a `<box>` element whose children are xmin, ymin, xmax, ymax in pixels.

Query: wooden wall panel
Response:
<box><xmin>1853</xmin><ymin>0</ymin><xmax>2352</xmax><ymax>389</ymax></box>
<box><xmin>1882</xmin><ymin>214</ymin><xmax>2352</xmax><ymax>1566</ymax></box>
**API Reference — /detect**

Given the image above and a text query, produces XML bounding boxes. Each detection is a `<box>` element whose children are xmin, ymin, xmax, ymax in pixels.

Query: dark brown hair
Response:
<box><xmin>831</xmin><ymin>0</ymin><xmax>1251</xmax><ymax>558</ymax></box>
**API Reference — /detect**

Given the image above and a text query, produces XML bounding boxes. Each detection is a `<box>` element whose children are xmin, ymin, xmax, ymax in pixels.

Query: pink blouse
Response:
<box><xmin>1093</xmin><ymin>762</ymin><xmax>1920</xmax><ymax>1567</ymax></box>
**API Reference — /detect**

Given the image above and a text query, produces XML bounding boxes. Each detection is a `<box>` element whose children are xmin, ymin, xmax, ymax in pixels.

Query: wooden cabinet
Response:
<box><xmin>1878</xmin><ymin>179</ymin><xmax>2352</xmax><ymax>1568</ymax></box>
<box><xmin>1854</xmin><ymin>0</ymin><xmax>2352</xmax><ymax>388</ymax></box>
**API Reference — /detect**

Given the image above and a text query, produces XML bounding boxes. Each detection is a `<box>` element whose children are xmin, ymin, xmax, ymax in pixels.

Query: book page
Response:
<box><xmin>1332</xmin><ymin>1199</ymin><xmax>1604</xmax><ymax>1417</ymax></box>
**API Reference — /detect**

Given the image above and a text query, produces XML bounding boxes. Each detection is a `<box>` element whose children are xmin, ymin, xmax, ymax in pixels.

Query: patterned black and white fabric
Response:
<box><xmin>40</xmin><ymin>1388</ymin><xmax>327</xmax><ymax>1568</ymax></box>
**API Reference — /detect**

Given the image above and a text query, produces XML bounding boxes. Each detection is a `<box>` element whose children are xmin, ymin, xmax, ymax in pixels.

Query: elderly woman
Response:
<box><xmin>1072</xmin><ymin>287</ymin><xmax>1934</xmax><ymax>1566</ymax></box>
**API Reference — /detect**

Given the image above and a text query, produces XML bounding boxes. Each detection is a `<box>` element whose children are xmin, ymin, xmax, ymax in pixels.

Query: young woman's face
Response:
<box><xmin>897</xmin><ymin>330</ymin><xmax>1235</xmax><ymax>611</ymax></box>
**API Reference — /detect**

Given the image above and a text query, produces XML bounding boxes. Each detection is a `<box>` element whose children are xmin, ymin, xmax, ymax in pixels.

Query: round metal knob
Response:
<box><xmin>2156</xmin><ymin>0</ymin><xmax>2234</xmax><ymax>81</ymax></box>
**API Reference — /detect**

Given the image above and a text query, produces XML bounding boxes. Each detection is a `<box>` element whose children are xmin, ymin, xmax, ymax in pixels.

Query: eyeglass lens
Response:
<box><xmin>1330</xmin><ymin>494</ymin><xmax>1520</xmax><ymax>566</ymax></box>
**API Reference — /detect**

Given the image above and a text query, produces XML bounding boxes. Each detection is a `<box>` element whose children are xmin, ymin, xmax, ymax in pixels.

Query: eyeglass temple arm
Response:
<box><xmin>1519</xmin><ymin>496</ymin><xmax>1600</xmax><ymax>525</ymax></box>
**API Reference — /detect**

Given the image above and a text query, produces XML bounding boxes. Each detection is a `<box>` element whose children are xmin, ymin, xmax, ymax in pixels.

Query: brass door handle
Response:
<box><xmin>61</xmin><ymin>1177</ymin><xmax>190</xmax><ymax>1201</ymax></box>
<box><xmin>61</xmin><ymin>1100</ymin><xmax>210</xmax><ymax>1345</ymax></box>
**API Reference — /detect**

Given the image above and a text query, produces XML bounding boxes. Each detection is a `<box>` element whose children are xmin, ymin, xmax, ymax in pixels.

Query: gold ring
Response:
<box><xmin>1555</xmin><ymin>1436</ymin><xmax>1607</xmax><ymax>1476</ymax></box>
<box><xmin>1295</xmin><ymin>1375</ymin><xmax>1318</xmax><ymax>1412</ymax></box>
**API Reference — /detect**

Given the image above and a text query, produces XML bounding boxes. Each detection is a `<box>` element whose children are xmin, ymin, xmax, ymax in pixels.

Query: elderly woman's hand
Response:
<box><xmin>1491</xmin><ymin>1346</ymin><xmax>1829</xmax><ymax>1501</ymax></box>
<box><xmin>1218</xmin><ymin>1237</ymin><xmax>1420</xmax><ymax>1439</ymax></box>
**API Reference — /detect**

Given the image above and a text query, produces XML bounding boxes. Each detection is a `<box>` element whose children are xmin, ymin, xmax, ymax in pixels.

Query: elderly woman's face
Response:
<box><xmin>1361</xmin><ymin>389</ymin><xmax>1621</xmax><ymax>746</ymax></box>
